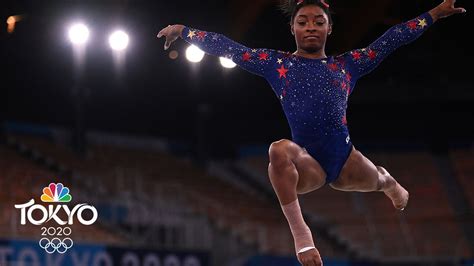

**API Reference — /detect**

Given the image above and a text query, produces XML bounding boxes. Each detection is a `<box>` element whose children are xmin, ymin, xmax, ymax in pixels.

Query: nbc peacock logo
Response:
<box><xmin>41</xmin><ymin>183</ymin><xmax>72</xmax><ymax>203</ymax></box>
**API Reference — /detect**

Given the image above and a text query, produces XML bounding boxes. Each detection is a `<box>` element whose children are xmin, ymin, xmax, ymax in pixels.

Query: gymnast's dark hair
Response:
<box><xmin>280</xmin><ymin>0</ymin><xmax>333</xmax><ymax>25</ymax></box>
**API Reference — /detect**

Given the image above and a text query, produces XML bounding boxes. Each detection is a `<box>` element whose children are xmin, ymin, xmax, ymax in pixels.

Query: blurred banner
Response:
<box><xmin>0</xmin><ymin>239</ymin><xmax>209</xmax><ymax>266</ymax></box>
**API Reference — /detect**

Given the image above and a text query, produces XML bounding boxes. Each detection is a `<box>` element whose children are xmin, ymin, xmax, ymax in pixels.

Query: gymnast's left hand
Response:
<box><xmin>429</xmin><ymin>0</ymin><xmax>466</xmax><ymax>21</ymax></box>
<box><xmin>297</xmin><ymin>247</ymin><xmax>323</xmax><ymax>266</ymax></box>
<box><xmin>157</xmin><ymin>24</ymin><xmax>185</xmax><ymax>50</ymax></box>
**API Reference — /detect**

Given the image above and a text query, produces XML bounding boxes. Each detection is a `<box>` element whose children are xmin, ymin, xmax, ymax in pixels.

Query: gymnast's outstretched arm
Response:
<box><xmin>157</xmin><ymin>24</ymin><xmax>277</xmax><ymax>77</ymax></box>
<box><xmin>341</xmin><ymin>0</ymin><xmax>466</xmax><ymax>93</ymax></box>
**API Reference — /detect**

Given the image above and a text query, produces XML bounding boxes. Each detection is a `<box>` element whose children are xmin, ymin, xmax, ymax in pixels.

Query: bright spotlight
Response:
<box><xmin>185</xmin><ymin>45</ymin><xmax>205</xmax><ymax>63</ymax></box>
<box><xmin>68</xmin><ymin>23</ymin><xmax>89</xmax><ymax>45</ymax></box>
<box><xmin>109</xmin><ymin>30</ymin><xmax>129</xmax><ymax>51</ymax></box>
<box><xmin>219</xmin><ymin>57</ymin><xmax>237</xmax><ymax>69</ymax></box>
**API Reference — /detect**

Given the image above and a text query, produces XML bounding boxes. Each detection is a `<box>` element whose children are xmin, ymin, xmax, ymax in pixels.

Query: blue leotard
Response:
<box><xmin>181</xmin><ymin>12</ymin><xmax>433</xmax><ymax>183</ymax></box>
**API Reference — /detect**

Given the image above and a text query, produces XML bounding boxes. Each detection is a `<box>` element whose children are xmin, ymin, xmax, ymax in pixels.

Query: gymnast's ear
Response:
<box><xmin>290</xmin><ymin>23</ymin><xmax>295</xmax><ymax>36</ymax></box>
<box><xmin>328</xmin><ymin>23</ymin><xmax>332</xmax><ymax>36</ymax></box>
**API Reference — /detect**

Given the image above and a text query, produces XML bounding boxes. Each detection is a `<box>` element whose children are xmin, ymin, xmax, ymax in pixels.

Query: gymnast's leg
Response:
<box><xmin>330</xmin><ymin>146</ymin><xmax>409</xmax><ymax>210</ymax></box>
<box><xmin>268</xmin><ymin>139</ymin><xmax>326</xmax><ymax>266</ymax></box>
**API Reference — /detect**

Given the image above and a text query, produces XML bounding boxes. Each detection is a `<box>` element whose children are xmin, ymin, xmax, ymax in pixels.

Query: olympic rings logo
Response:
<box><xmin>39</xmin><ymin>237</ymin><xmax>74</xmax><ymax>254</ymax></box>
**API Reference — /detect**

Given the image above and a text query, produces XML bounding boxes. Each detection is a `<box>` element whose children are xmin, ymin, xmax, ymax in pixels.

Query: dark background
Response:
<box><xmin>2</xmin><ymin>0</ymin><xmax>473</xmax><ymax>157</ymax></box>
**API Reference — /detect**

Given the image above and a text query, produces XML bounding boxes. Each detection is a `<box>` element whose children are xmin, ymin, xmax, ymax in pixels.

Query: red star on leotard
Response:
<box><xmin>407</xmin><ymin>21</ymin><xmax>418</xmax><ymax>30</ymax></box>
<box><xmin>259</xmin><ymin>52</ymin><xmax>269</xmax><ymax>61</ymax></box>
<box><xmin>368</xmin><ymin>49</ymin><xmax>377</xmax><ymax>60</ymax></box>
<box><xmin>242</xmin><ymin>52</ymin><xmax>252</xmax><ymax>62</ymax></box>
<box><xmin>277</xmin><ymin>65</ymin><xmax>289</xmax><ymax>79</ymax></box>
<box><xmin>352</xmin><ymin>51</ymin><xmax>362</xmax><ymax>60</ymax></box>
<box><xmin>197</xmin><ymin>31</ymin><xmax>206</xmax><ymax>41</ymax></box>
<box><xmin>342</xmin><ymin>115</ymin><xmax>347</xmax><ymax>125</ymax></box>
<box><xmin>328</xmin><ymin>63</ymin><xmax>338</xmax><ymax>71</ymax></box>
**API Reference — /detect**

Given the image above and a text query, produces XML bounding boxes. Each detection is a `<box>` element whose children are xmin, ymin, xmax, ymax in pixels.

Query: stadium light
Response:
<box><xmin>219</xmin><ymin>57</ymin><xmax>236</xmax><ymax>69</ymax></box>
<box><xmin>68</xmin><ymin>23</ymin><xmax>89</xmax><ymax>45</ymax></box>
<box><xmin>185</xmin><ymin>45</ymin><xmax>205</xmax><ymax>63</ymax></box>
<box><xmin>67</xmin><ymin>22</ymin><xmax>90</xmax><ymax>156</ymax></box>
<box><xmin>109</xmin><ymin>30</ymin><xmax>129</xmax><ymax>51</ymax></box>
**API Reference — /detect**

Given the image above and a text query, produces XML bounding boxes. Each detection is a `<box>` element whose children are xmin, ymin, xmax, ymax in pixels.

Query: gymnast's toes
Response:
<box><xmin>394</xmin><ymin>184</ymin><xmax>409</xmax><ymax>211</ymax></box>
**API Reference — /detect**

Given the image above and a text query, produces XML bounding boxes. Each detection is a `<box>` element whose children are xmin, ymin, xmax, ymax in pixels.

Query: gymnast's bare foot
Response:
<box><xmin>384</xmin><ymin>182</ymin><xmax>409</xmax><ymax>211</ymax></box>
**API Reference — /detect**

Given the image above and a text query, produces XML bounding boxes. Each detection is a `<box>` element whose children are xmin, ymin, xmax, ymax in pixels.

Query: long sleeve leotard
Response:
<box><xmin>181</xmin><ymin>12</ymin><xmax>434</xmax><ymax>182</ymax></box>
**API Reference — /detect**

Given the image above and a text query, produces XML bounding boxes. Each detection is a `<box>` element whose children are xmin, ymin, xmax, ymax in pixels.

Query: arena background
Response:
<box><xmin>1</xmin><ymin>0</ymin><xmax>473</xmax><ymax>265</ymax></box>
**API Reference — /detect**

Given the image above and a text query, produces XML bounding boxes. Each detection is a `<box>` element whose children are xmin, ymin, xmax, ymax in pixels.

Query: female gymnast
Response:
<box><xmin>157</xmin><ymin>0</ymin><xmax>465</xmax><ymax>265</ymax></box>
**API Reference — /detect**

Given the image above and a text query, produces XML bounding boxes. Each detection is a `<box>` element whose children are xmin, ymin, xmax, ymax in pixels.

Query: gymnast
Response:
<box><xmin>157</xmin><ymin>0</ymin><xmax>465</xmax><ymax>264</ymax></box>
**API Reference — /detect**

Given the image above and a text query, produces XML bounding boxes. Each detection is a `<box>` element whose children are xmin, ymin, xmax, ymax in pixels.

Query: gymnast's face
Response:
<box><xmin>291</xmin><ymin>5</ymin><xmax>332</xmax><ymax>53</ymax></box>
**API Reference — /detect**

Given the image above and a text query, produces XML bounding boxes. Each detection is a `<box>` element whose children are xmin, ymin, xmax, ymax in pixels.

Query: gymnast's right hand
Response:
<box><xmin>157</xmin><ymin>24</ymin><xmax>185</xmax><ymax>50</ymax></box>
<box><xmin>297</xmin><ymin>247</ymin><xmax>323</xmax><ymax>266</ymax></box>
